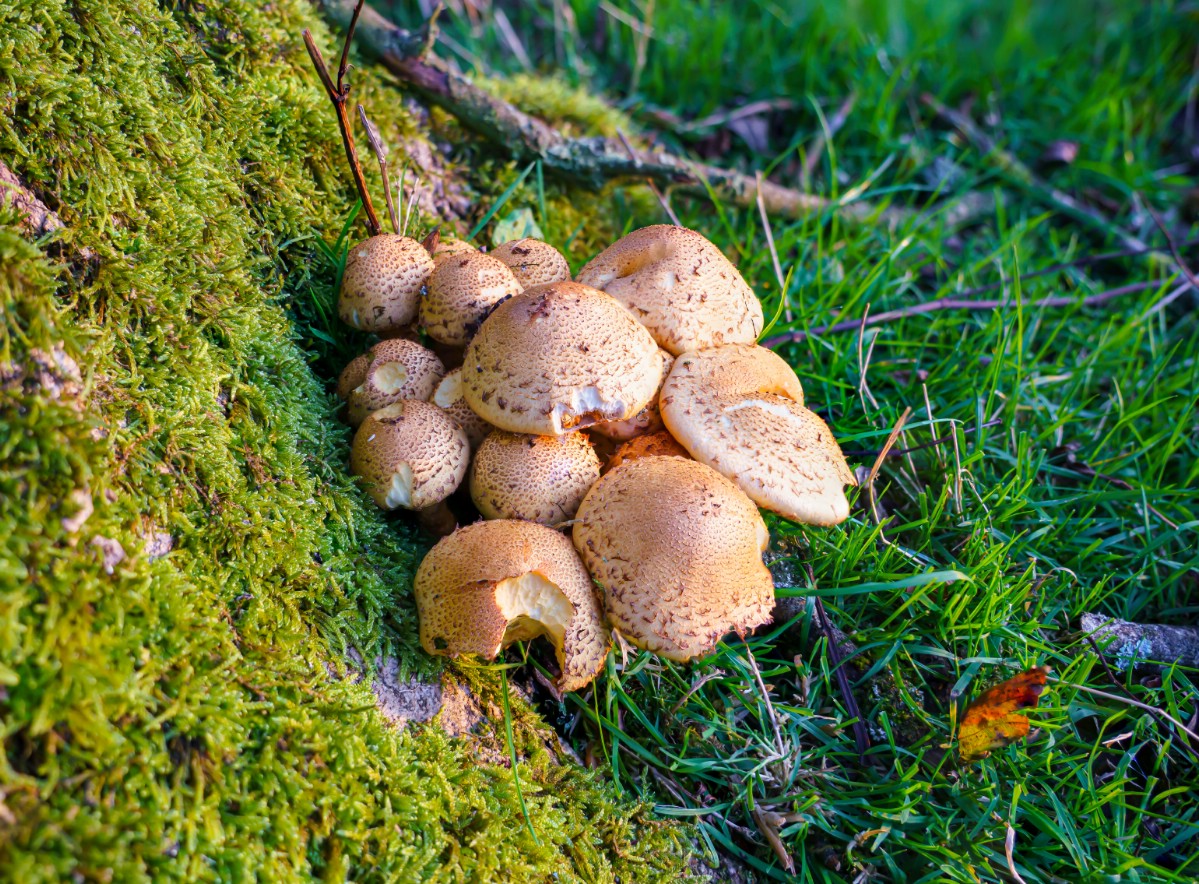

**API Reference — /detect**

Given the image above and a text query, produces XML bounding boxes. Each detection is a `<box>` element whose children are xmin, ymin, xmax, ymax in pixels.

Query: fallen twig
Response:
<box><xmin>1081</xmin><ymin>614</ymin><xmax>1199</xmax><ymax>669</ymax></box>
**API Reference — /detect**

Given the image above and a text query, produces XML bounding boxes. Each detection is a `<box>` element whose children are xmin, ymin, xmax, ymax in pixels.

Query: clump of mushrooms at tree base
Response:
<box><xmin>334</xmin><ymin>221</ymin><xmax>858</xmax><ymax>691</ymax></box>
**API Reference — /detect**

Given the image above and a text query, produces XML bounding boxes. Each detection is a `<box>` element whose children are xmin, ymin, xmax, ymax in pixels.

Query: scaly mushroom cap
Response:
<box><xmin>470</xmin><ymin>430</ymin><xmax>601</xmax><ymax>526</ymax></box>
<box><xmin>462</xmin><ymin>282</ymin><xmax>662</xmax><ymax>435</ymax></box>
<box><xmin>336</xmin><ymin>353</ymin><xmax>371</xmax><ymax>401</ymax></box>
<box><xmin>350</xmin><ymin>401</ymin><xmax>469</xmax><ymax>510</ymax></box>
<box><xmin>431</xmin><ymin>237</ymin><xmax>478</xmax><ymax>265</ymax></box>
<box><xmin>660</xmin><ymin>343</ymin><xmax>855</xmax><ymax>526</ymax></box>
<box><xmin>491</xmin><ymin>238</ymin><xmax>572</xmax><ymax>288</ymax></box>
<box><xmin>416</xmin><ymin>519</ymin><xmax>610</xmax><ymax>691</ymax></box>
<box><xmin>576</xmin><ymin>225</ymin><xmax>764</xmax><ymax>355</ymax></box>
<box><xmin>591</xmin><ymin>348</ymin><xmax>674</xmax><ymax>441</ymax></box>
<box><xmin>604</xmin><ymin>429</ymin><xmax>690</xmax><ymax>473</ymax></box>
<box><xmin>339</xmin><ymin>234</ymin><xmax>434</xmax><ymax>334</ymax></box>
<box><xmin>346</xmin><ymin>339</ymin><xmax>446</xmax><ymax>427</ymax></box>
<box><xmin>420</xmin><ymin>252</ymin><xmax>524</xmax><ymax>346</ymax></box>
<box><xmin>573</xmin><ymin>456</ymin><xmax>774</xmax><ymax>662</ymax></box>
<box><xmin>432</xmin><ymin>367</ymin><xmax>493</xmax><ymax>448</ymax></box>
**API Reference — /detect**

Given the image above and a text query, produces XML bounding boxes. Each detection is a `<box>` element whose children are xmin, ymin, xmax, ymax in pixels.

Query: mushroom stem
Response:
<box><xmin>417</xmin><ymin>501</ymin><xmax>457</xmax><ymax>537</ymax></box>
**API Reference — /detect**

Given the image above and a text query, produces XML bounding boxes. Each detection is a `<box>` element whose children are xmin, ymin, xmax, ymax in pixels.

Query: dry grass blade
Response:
<box><xmin>357</xmin><ymin>104</ymin><xmax>398</xmax><ymax>234</ymax></box>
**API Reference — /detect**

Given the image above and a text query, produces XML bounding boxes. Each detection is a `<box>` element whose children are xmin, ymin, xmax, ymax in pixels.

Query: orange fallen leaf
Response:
<box><xmin>957</xmin><ymin>666</ymin><xmax>1050</xmax><ymax>763</ymax></box>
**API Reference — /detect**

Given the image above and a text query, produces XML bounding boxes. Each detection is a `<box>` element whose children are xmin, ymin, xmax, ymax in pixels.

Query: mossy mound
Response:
<box><xmin>0</xmin><ymin>1</ymin><xmax>692</xmax><ymax>879</ymax></box>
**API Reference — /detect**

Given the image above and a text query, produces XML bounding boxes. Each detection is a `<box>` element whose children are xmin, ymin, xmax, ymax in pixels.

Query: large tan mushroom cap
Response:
<box><xmin>660</xmin><ymin>343</ymin><xmax>855</xmax><ymax>526</ymax></box>
<box><xmin>420</xmin><ymin>252</ymin><xmax>524</xmax><ymax>347</ymax></box>
<box><xmin>432</xmin><ymin>368</ymin><xmax>493</xmax><ymax>448</ymax></box>
<box><xmin>470</xmin><ymin>430</ymin><xmax>601</xmax><ymax>526</ymax></box>
<box><xmin>591</xmin><ymin>348</ymin><xmax>674</xmax><ymax>441</ymax></box>
<box><xmin>346</xmin><ymin>339</ymin><xmax>446</xmax><ymax>427</ymax></box>
<box><xmin>339</xmin><ymin>234</ymin><xmax>434</xmax><ymax>334</ymax></box>
<box><xmin>431</xmin><ymin>237</ymin><xmax>478</xmax><ymax>265</ymax></box>
<box><xmin>604</xmin><ymin>429</ymin><xmax>690</xmax><ymax>473</ymax></box>
<box><xmin>416</xmin><ymin>519</ymin><xmax>610</xmax><ymax>692</ymax></box>
<box><xmin>576</xmin><ymin>225</ymin><xmax>764</xmax><ymax>356</ymax></box>
<box><xmin>462</xmin><ymin>282</ymin><xmax>662</xmax><ymax>435</ymax></box>
<box><xmin>491</xmin><ymin>239</ymin><xmax>571</xmax><ymax>288</ymax></box>
<box><xmin>350</xmin><ymin>401</ymin><xmax>469</xmax><ymax>510</ymax></box>
<box><xmin>573</xmin><ymin>456</ymin><xmax>774</xmax><ymax>662</ymax></box>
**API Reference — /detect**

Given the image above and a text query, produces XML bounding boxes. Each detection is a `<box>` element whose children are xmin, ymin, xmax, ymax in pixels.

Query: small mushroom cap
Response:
<box><xmin>339</xmin><ymin>234</ymin><xmax>434</xmax><ymax>334</ymax></box>
<box><xmin>421</xmin><ymin>252</ymin><xmax>524</xmax><ymax>346</ymax></box>
<box><xmin>660</xmin><ymin>344</ymin><xmax>855</xmax><ymax>526</ymax></box>
<box><xmin>604</xmin><ymin>429</ymin><xmax>690</xmax><ymax>473</ymax></box>
<box><xmin>346</xmin><ymin>338</ymin><xmax>446</xmax><ymax>427</ymax></box>
<box><xmin>573</xmin><ymin>456</ymin><xmax>774</xmax><ymax>662</ymax></box>
<box><xmin>432</xmin><ymin>367</ymin><xmax>493</xmax><ymax>448</ymax></box>
<box><xmin>463</xmin><ymin>282</ymin><xmax>662</xmax><ymax>435</ymax></box>
<box><xmin>591</xmin><ymin>349</ymin><xmax>674</xmax><ymax>441</ymax></box>
<box><xmin>576</xmin><ymin>225</ymin><xmax>764</xmax><ymax>355</ymax></box>
<box><xmin>470</xmin><ymin>430</ymin><xmax>601</xmax><ymax>526</ymax></box>
<box><xmin>337</xmin><ymin>353</ymin><xmax>371</xmax><ymax>401</ymax></box>
<box><xmin>431</xmin><ymin>237</ymin><xmax>478</xmax><ymax>265</ymax></box>
<box><xmin>350</xmin><ymin>400</ymin><xmax>469</xmax><ymax>510</ymax></box>
<box><xmin>416</xmin><ymin>519</ymin><xmax>610</xmax><ymax>691</ymax></box>
<box><xmin>491</xmin><ymin>238</ymin><xmax>571</xmax><ymax>288</ymax></box>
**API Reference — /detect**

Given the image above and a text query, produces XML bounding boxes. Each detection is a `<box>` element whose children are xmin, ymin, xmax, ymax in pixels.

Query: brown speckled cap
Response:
<box><xmin>603</xmin><ymin>429</ymin><xmax>690</xmax><ymax>473</ymax></box>
<box><xmin>573</xmin><ymin>456</ymin><xmax>774</xmax><ymax>662</ymax></box>
<box><xmin>338</xmin><ymin>234</ymin><xmax>434</xmax><ymax>334</ymax></box>
<box><xmin>576</xmin><ymin>225</ymin><xmax>764</xmax><ymax>355</ymax></box>
<box><xmin>336</xmin><ymin>353</ymin><xmax>371</xmax><ymax>401</ymax></box>
<box><xmin>346</xmin><ymin>338</ymin><xmax>446</xmax><ymax>427</ymax></box>
<box><xmin>415</xmin><ymin>519</ymin><xmax>610</xmax><ymax>692</ymax></box>
<box><xmin>431</xmin><ymin>237</ymin><xmax>477</xmax><ymax>265</ymax></box>
<box><xmin>431</xmin><ymin>367</ymin><xmax>493</xmax><ymax>448</ymax></box>
<box><xmin>470</xmin><ymin>430</ymin><xmax>601</xmax><ymax>526</ymax></box>
<box><xmin>420</xmin><ymin>252</ymin><xmax>523</xmax><ymax>346</ymax></box>
<box><xmin>660</xmin><ymin>343</ymin><xmax>855</xmax><ymax>525</ymax></box>
<box><xmin>491</xmin><ymin>238</ymin><xmax>571</xmax><ymax>288</ymax></box>
<box><xmin>592</xmin><ymin>348</ymin><xmax>674</xmax><ymax>441</ymax></box>
<box><xmin>349</xmin><ymin>400</ymin><xmax>469</xmax><ymax>510</ymax></box>
<box><xmin>462</xmin><ymin>281</ymin><xmax>662</xmax><ymax>435</ymax></box>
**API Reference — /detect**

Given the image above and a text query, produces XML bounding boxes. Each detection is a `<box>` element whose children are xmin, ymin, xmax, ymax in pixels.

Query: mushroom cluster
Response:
<box><xmin>333</xmin><ymin>224</ymin><xmax>856</xmax><ymax>691</ymax></box>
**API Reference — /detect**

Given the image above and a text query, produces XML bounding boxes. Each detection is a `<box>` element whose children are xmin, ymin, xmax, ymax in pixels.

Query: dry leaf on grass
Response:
<box><xmin>958</xmin><ymin>666</ymin><xmax>1050</xmax><ymax>762</ymax></box>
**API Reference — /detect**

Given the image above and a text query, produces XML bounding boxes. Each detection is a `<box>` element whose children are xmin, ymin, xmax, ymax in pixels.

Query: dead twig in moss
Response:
<box><xmin>303</xmin><ymin>0</ymin><xmax>383</xmax><ymax>237</ymax></box>
<box><xmin>358</xmin><ymin>105</ymin><xmax>398</xmax><ymax>233</ymax></box>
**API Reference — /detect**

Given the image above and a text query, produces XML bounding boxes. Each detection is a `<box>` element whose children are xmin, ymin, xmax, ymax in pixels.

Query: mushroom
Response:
<box><xmin>420</xmin><ymin>252</ymin><xmax>524</xmax><ymax>347</ymax></box>
<box><xmin>470</xmin><ymin>430</ymin><xmax>601</xmax><ymax>526</ymax></box>
<box><xmin>572</xmin><ymin>456</ymin><xmax>774</xmax><ymax>662</ymax></box>
<box><xmin>659</xmin><ymin>343</ymin><xmax>856</xmax><ymax>525</ymax></box>
<box><xmin>432</xmin><ymin>367</ymin><xmax>493</xmax><ymax>448</ymax></box>
<box><xmin>338</xmin><ymin>234</ymin><xmax>434</xmax><ymax>334</ymax></box>
<box><xmin>576</xmin><ymin>225</ymin><xmax>764</xmax><ymax>355</ymax></box>
<box><xmin>603</xmin><ymin>429</ymin><xmax>689</xmax><ymax>473</ymax></box>
<box><xmin>346</xmin><ymin>338</ymin><xmax>446</xmax><ymax>427</ymax></box>
<box><xmin>491</xmin><ymin>238</ymin><xmax>571</xmax><ymax>288</ymax></box>
<box><xmin>336</xmin><ymin>353</ymin><xmax>371</xmax><ymax>401</ymax></box>
<box><xmin>591</xmin><ymin>348</ymin><xmax>674</xmax><ymax>441</ymax></box>
<box><xmin>431</xmin><ymin>236</ymin><xmax>478</xmax><ymax>265</ymax></box>
<box><xmin>462</xmin><ymin>281</ymin><xmax>662</xmax><ymax>435</ymax></box>
<box><xmin>416</xmin><ymin>519</ymin><xmax>610</xmax><ymax>692</ymax></box>
<box><xmin>350</xmin><ymin>400</ymin><xmax>469</xmax><ymax>510</ymax></box>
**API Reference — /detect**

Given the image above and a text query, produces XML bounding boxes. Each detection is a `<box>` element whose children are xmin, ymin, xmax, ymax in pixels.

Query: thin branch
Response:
<box><xmin>1054</xmin><ymin>677</ymin><xmax>1199</xmax><ymax>749</ymax></box>
<box><xmin>616</xmin><ymin>128</ymin><xmax>681</xmax><ymax>226</ymax></box>
<box><xmin>358</xmin><ymin>105</ymin><xmax>398</xmax><ymax>233</ymax></box>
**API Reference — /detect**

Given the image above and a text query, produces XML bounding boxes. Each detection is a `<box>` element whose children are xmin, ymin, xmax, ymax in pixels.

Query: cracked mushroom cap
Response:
<box><xmin>420</xmin><ymin>251</ymin><xmax>524</xmax><ymax>346</ymax></box>
<box><xmin>576</xmin><ymin>225</ymin><xmax>764</xmax><ymax>355</ymax></box>
<box><xmin>470</xmin><ymin>430</ymin><xmax>601</xmax><ymax>526</ymax></box>
<box><xmin>346</xmin><ymin>339</ymin><xmax>447</xmax><ymax>427</ymax></box>
<box><xmin>491</xmin><ymin>238</ymin><xmax>572</xmax><ymax>288</ymax></box>
<box><xmin>350</xmin><ymin>400</ymin><xmax>469</xmax><ymax>510</ymax></box>
<box><xmin>432</xmin><ymin>368</ymin><xmax>493</xmax><ymax>448</ymax></box>
<box><xmin>604</xmin><ymin>429</ymin><xmax>690</xmax><ymax>473</ymax></box>
<box><xmin>416</xmin><ymin>519</ymin><xmax>610</xmax><ymax>692</ymax></box>
<box><xmin>591</xmin><ymin>348</ymin><xmax>674</xmax><ymax>441</ymax></box>
<box><xmin>462</xmin><ymin>282</ymin><xmax>662</xmax><ymax>435</ymax></box>
<box><xmin>339</xmin><ymin>234</ymin><xmax>434</xmax><ymax>334</ymax></box>
<box><xmin>572</xmin><ymin>456</ymin><xmax>774</xmax><ymax>662</ymax></box>
<box><xmin>660</xmin><ymin>343</ymin><xmax>855</xmax><ymax>526</ymax></box>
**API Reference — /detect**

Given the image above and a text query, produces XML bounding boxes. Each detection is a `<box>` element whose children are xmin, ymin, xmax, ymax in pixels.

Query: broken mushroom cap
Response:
<box><xmin>338</xmin><ymin>234</ymin><xmax>434</xmax><ymax>334</ymax></box>
<box><xmin>591</xmin><ymin>348</ymin><xmax>674</xmax><ymax>441</ymax></box>
<box><xmin>603</xmin><ymin>429</ymin><xmax>689</xmax><ymax>473</ymax></box>
<box><xmin>416</xmin><ymin>519</ymin><xmax>610</xmax><ymax>692</ymax></box>
<box><xmin>432</xmin><ymin>367</ymin><xmax>493</xmax><ymax>448</ymax></box>
<box><xmin>659</xmin><ymin>343</ymin><xmax>855</xmax><ymax>526</ymax></box>
<box><xmin>573</xmin><ymin>456</ymin><xmax>774</xmax><ymax>662</ymax></box>
<box><xmin>350</xmin><ymin>400</ymin><xmax>469</xmax><ymax>510</ymax></box>
<box><xmin>336</xmin><ymin>353</ymin><xmax>371</xmax><ymax>401</ymax></box>
<box><xmin>420</xmin><ymin>251</ymin><xmax>524</xmax><ymax>347</ymax></box>
<box><xmin>470</xmin><ymin>430</ymin><xmax>601</xmax><ymax>526</ymax></box>
<box><xmin>491</xmin><ymin>238</ymin><xmax>572</xmax><ymax>289</ymax></box>
<box><xmin>576</xmin><ymin>225</ymin><xmax>764</xmax><ymax>355</ymax></box>
<box><xmin>462</xmin><ymin>281</ymin><xmax>662</xmax><ymax>435</ymax></box>
<box><xmin>346</xmin><ymin>338</ymin><xmax>447</xmax><ymax>427</ymax></box>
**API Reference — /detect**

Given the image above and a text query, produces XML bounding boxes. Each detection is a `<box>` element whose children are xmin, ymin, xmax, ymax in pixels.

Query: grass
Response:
<box><xmin>2</xmin><ymin>0</ymin><xmax>1197</xmax><ymax>881</ymax></box>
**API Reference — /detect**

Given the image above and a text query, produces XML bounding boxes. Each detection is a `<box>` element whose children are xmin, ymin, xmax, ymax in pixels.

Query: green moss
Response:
<box><xmin>0</xmin><ymin>1</ymin><xmax>693</xmax><ymax>879</ymax></box>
